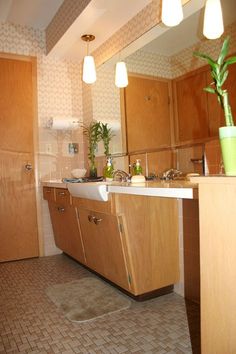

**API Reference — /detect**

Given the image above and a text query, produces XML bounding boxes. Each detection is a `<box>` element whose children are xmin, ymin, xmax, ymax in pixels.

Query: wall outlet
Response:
<box><xmin>68</xmin><ymin>143</ymin><xmax>78</xmax><ymax>154</ymax></box>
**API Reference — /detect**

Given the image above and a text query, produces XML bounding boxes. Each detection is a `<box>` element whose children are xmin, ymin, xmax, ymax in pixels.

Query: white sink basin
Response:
<box><xmin>67</xmin><ymin>182</ymin><xmax>109</xmax><ymax>201</ymax></box>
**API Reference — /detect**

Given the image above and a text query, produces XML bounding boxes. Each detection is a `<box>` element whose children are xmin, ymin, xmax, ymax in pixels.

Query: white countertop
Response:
<box><xmin>42</xmin><ymin>179</ymin><xmax>198</xmax><ymax>199</ymax></box>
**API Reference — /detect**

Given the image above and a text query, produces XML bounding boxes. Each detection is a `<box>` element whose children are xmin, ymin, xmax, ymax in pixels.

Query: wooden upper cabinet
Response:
<box><xmin>173</xmin><ymin>68</ymin><xmax>209</xmax><ymax>143</ymax></box>
<box><xmin>124</xmin><ymin>75</ymin><xmax>172</xmax><ymax>153</ymax></box>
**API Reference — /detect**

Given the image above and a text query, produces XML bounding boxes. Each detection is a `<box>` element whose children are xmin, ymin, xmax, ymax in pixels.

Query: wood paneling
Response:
<box><xmin>72</xmin><ymin>196</ymin><xmax>114</xmax><ymax>214</ymax></box>
<box><xmin>0</xmin><ymin>55</ymin><xmax>39</xmax><ymax>262</ymax></box>
<box><xmin>195</xmin><ymin>177</ymin><xmax>236</xmax><ymax>354</ymax></box>
<box><xmin>125</xmin><ymin>75</ymin><xmax>172</xmax><ymax>153</ymax></box>
<box><xmin>115</xmin><ymin>194</ymin><xmax>179</xmax><ymax>295</ymax></box>
<box><xmin>147</xmin><ymin>150</ymin><xmax>176</xmax><ymax>176</ymax></box>
<box><xmin>173</xmin><ymin>68</ymin><xmax>209</xmax><ymax>143</ymax></box>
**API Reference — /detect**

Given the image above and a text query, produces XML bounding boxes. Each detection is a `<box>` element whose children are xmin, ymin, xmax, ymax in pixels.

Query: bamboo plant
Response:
<box><xmin>193</xmin><ymin>36</ymin><xmax>236</xmax><ymax>126</ymax></box>
<box><xmin>100</xmin><ymin>122</ymin><xmax>115</xmax><ymax>157</ymax></box>
<box><xmin>83</xmin><ymin>121</ymin><xmax>101</xmax><ymax>177</ymax></box>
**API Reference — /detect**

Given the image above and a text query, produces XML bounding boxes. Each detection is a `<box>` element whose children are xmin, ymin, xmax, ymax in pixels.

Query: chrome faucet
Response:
<box><xmin>160</xmin><ymin>168</ymin><xmax>183</xmax><ymax>180</ymax></box>
<box><xmin>112</xmin><ymin>169</ymin><xmax>130</xmax><ymax>182</ymax></box>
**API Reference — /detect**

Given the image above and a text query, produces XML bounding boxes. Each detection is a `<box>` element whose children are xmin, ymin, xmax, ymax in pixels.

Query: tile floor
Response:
<box><xmin>0</xmin><ymin>255</ymin><xmax>199</xmax><ymax>354</ymax></box>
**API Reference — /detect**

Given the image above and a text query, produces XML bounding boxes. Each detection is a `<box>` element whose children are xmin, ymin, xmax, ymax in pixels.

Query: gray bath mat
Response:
<box><xmin>46</xmin><ymin>277</ymin><xmax>131</xmax><ymax>322</ymax></box>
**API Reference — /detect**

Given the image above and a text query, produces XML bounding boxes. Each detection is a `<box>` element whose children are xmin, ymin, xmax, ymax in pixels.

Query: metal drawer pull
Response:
<box><xmin>46</xmin><ymin>190</ymin><xmax>51</xmax><ymax>193</ymax></box>
<box><xmin>58</xmin><ymin>192</ymin><xmax>66</xmax><ymax>196</ymax></box>
<box><xmin>88</xmin><ymin>215</ymin><xmax>95</xmax><ymax>222</ymax></box>
<box><xmin>57</xmin><ymin>207</ymin><xmax>65</xmax><ymax>213</ymax></box>
<box><xmin>94</xmin><ymin>217</ymin><xmax>102</xmax><ymax>225</ymax></box>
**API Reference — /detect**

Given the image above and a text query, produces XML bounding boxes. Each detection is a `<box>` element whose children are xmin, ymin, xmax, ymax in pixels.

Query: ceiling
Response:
<box><xmin>0</xmin><ymin>0</ymin><xmax>235</xmax><ymax>61</ymax></box>
<box><xmin>0</xmin><ymin>0</ymin><xmax>64</xmax><ymax>30</ymax></box>
<box><xmin>142</xmin><ymin>0</ymin><xmax>236</xmax><ymax>56</ymax></box>
<box><xmin>0</xmin><ymin>0</ymin><xmax>152</xmax><ymax>60</ymax></box>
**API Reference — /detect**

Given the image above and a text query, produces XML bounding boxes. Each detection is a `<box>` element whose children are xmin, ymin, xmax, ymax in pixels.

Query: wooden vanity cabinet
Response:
<box><xmin>43</xmin><ymin>187</ymin><xmax>86</xmax><ymax>264</ymax></box>
<box><xmin>114</xmin><ymin>194</ymin><xmax>180</xmax><ymax>295</ymax></box>
<box><xmin>77</xmin><ymin>208</ymin><xmax>130</xmax><ymax>291</ymax></box>
<box><xmin>44</xmin><ymin>187</ymin><xmax>180</xmax><ymax>297</ymax></box>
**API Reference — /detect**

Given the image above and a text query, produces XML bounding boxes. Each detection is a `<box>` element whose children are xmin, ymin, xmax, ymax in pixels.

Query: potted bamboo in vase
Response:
<box><xmin>83</xmin><ymin>121</ymin><xmax>101</xmax><ymax>178</ymax></box>
<box><xmin>194</xmin><ymin>36</ymin><xmax>236</xmax><ymax>175</ymax></box>
<box><xmin>100</xmin><ymin>122</ymin><xmax>115</xmax><ymax>180</ymax></box>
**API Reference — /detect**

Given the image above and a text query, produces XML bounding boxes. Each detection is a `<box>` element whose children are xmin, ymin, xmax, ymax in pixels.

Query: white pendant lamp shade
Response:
<box><xmin>83</xmin><ymin>55</ymin><xmax>96</xmax><ymax>84</ymax></box>
<box><xmin>161</xmin><ymin>0</ymin><xmax>183</xmax><ymax>27</ymax></box>
<box><xmin>203</xmin><ymin>0</ymin><xmax>224</xmax><ymax>39</ymax></box>
<box><xmin>115</xmin><ymin>61</ymin><xmax>128</xmax><ymax>88</ymax></box>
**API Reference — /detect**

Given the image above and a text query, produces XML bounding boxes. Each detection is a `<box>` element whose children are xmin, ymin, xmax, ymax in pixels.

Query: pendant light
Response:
<box><xmin>81</xmin><ymin>34</ymin><xmax>96</xmax><ymax>84</ymax></box>
<box><xmin>115</xmin><ymin>61</ymin><xmax>128</xmax><ymax>88</ymax></box>
<box><xmin>203</xmin><ymin>0</ymin><xmax>224</xmax><ymax>39</ymax></box>
<box><xmin>161</xmin><ymin>0</ymin><xmax>183</xmax><ymax>27</ymax></box>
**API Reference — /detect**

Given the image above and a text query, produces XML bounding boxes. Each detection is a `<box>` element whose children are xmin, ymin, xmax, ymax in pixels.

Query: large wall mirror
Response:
<box><xmin>91</xmin><ymin>0</ymin><xmax>236</xmax><ymax>157</ymax></box>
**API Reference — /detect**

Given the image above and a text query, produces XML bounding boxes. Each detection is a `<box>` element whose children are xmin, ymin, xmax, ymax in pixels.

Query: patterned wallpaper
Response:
<box><xmin>45</xmin><ymin>0</ymin><xmax>92</xmax><ymax>54</ymax></box>
<box><xmin>93</xmin><ymin>0</ymin><xmax>161</xmax><ymax>67</ymax></box>
<box><xmin>92</xmin><ymin>65</ymin><xmax>122</xmax><ymax>155</ymax></box>
<box><xmin>0</xmin><ymin>21</ymin><xmax>84</xmax><ymax>256</ymax></box>
<box><xmin>126</xmin><ymin>49</ymin><xmax>172</xmax><ymax>78</ymax></box>
<box><xmin>171</xmin><ymin>21</ymin><xmax>236</xmax><ymax>78</ymax></box>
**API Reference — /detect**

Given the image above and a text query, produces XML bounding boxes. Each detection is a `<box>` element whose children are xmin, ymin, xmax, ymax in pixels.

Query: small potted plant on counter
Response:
<box><xmin>194</xmin><ymin>36</ymin><xmax>236</xmax><ymax>175</ymax></box>
<box><xmin>83</xmin><ymin>121</ymin><xmax>101</xmax><ymax>178</ymax></box>
<box><xmin>100</xmin><ymin>122</ymin><xmax>115</xmax><ymax>180</ymax></box>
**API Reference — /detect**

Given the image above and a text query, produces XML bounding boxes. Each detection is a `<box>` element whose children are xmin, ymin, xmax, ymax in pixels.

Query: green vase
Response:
<box><xmin>89</xmin><ymin>163</ymin><xmax>97</xmax><ymax>178</ymax></box>
<box><xmin>219</xmin><ymin>126</ymin><xmax>236</xmax><ymax>176</ymax></box>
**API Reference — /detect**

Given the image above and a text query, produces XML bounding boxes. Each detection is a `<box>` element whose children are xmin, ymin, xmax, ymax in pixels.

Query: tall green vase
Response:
<box><xmin>219</xmin><ymin>126</ymin><xmax>236</xmax><ymax>176</ymax></box>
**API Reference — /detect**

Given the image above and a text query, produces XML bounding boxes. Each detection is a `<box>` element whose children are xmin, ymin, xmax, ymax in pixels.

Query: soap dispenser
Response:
<box><xmin>103</xmin><ymin>156</ymin><xmax>114</xmax><ymax>182</ymax></box>
<box><xmin>133</xmin><ymin>159</ymin><xmax>143</xmax><ymax>176</ymax></box>
<box><xmin>131</xmin><ymin>159</ymin><xmax>146</xmax><ymax>183</ymax></box>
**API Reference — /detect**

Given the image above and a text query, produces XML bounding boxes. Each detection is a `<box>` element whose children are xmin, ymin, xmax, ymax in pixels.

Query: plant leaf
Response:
<box><xmin>217</xmin><ymin>36</ymin><xmax>230</xmax><ymax>65</ymax></box>
<box><xmin>225</xmin><ymin>56</ymin><xmax>236</xmax><ymax>65</ymax></box>
<box><xmin>204</xmin><ymin>87</ymin><xmax>216</xmax><ymax>94</ymax></box>
<box><xmin>193</xmin><ymin>51</ymin><xmax>217</xmax><ymax>69</ymax></box>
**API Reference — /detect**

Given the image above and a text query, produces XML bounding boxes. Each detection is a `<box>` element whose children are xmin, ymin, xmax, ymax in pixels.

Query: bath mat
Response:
<box><xmin>45</xmin><ymin>277</ymin><xmax>131</xmax><ymax>322</ymax></box>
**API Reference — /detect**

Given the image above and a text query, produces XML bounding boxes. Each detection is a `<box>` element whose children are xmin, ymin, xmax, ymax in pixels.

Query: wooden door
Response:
<box><xmin>48</xmin><ymin>202</ymin><xmax>86</xmax><ymax>264</ymax></box>
<box><xmin>78</xmin><ymin>208</ymin><xmax>130</xmax><ymax>290</ymax></box>
<box><xmin>125</xmin><ymin>75</ymin><xmax>172</xmax><ymax>153</ymax></box>
<box><xmin>174</xmin><ymin>68</ymin><xmax>209</xmax><ymax>142</ymax></box>
<box><xmin>0</xmin><ymin>55</ymin><xmax>39</xmax><ymax>261</ymax></box>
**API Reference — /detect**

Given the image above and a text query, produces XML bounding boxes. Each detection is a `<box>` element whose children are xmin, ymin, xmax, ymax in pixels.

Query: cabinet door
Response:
<box><xmin>48</xmin><ymin>202</ymin><xmax>85</xmax><ymax>264</ymax></box>
<box><xmin>174</xmin><ymin>69</ymin><xmax>209</xmax><ymax>142</ymax></box>
<box><xmin>125</xmin><ymin>75</ymin><xmax>172</xmax><ymax>152</ymax></box>
<box><xmin>78</xmin><ymin>209</ymin><xmax>130</xmax><ymax>290</ymax></box>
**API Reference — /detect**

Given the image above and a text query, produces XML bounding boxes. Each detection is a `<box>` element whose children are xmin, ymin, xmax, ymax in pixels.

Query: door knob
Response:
<box><xmin>25</xmin><ymin>163</ymin><xmax>33</xmax><ymax>171</ymax></box>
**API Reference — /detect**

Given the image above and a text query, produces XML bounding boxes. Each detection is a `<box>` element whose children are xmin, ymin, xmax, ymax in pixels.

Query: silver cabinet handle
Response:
<box><xmin>57</xmin><ymin>207</ymin><xmax>65</xmax><ymax>213</ymax></box>
<box><xmin>58</xmin><ymin>191</ymin><xmax>66</xmax><ymax>196</ymax></box>
<box><xmin>88</xmin><ymin>215</ymin><xmax>95</xmax><ymax>222</ymax></box>
<box><xmin>25</xmin><ymin>163</ymin><xmax>33</xmax><ymax>171</ymax></box>
<box><xmin>94</xmin><ymin>217</ymin><xmax>102</xmax><ymax>225</ymax></box>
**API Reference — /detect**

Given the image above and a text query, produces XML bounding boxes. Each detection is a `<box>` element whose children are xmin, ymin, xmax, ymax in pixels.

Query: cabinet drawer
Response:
<box><xmin>43</xmin><ymin>187</ymin><xmax>55</xmax><ymax>202</ymax></box>
<box><xmin>55</xmin><ymin>188</ymin><xmax>71</xmax><ymax>204</ymax></box>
